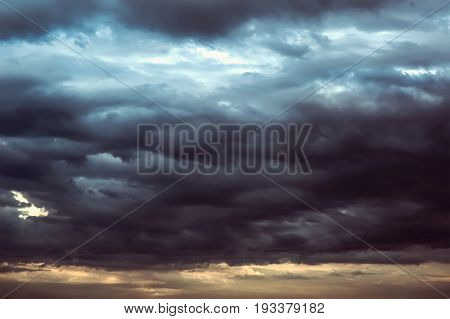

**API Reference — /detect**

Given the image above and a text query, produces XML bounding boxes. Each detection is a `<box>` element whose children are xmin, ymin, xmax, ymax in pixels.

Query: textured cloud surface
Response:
<box><xmin>0</xmin><ymin>0</ymin><xmax>449</xmax><ymax>298</ymax></box>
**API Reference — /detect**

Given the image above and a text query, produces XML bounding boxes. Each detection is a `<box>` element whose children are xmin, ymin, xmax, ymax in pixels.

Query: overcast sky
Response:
<box><xmin>0</xmin><ymin>0</ymin><xmax>449</xmax><ymax>298</ymax></box>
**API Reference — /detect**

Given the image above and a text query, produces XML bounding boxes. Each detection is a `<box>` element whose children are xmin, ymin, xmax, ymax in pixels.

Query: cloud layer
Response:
<box><xmin>0</xmin><ymin>0</ymin><xmax>449</xmax><ymax>297</ymax></box>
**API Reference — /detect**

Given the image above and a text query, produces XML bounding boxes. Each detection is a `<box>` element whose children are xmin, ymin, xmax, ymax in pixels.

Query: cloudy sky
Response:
<box><xmin>0</xmin><ymin>0</ymin><xmax>449</xmax><ymax>298</ymax></box>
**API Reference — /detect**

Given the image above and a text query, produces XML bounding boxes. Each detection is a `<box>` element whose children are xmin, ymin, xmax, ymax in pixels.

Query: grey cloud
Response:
<box><xmin>0</xmin><ymin>0</ymin><xmax>100</xmax><ymax>39</ymax></box>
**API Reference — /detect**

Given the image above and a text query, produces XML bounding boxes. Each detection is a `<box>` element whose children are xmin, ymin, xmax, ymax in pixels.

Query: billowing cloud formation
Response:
<box><xmin>0</xmin><ymin>0</ymin><xmax>449</xmax><ymax>297</ymax></box>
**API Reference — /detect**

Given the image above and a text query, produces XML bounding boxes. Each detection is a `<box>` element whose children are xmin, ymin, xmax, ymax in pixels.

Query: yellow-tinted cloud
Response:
<box><xmin>11</xmin><ymin>191</ymin><xmax>49</xmax><ymax>220</ymax></box>
<box><xmin>1</xmin><ymin>262</ymin><xmax>449</xmax><ymax>298</ymax></box>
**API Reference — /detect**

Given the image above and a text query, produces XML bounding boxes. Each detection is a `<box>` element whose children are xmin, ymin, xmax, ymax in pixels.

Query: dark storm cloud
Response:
<box><xmin>115</xmin><ymin>0</ymin><xmax>395</xmax><ymax>37</ymax></box>
<box><xmin>0</xmin><ymin>0</ymin><xmax>100</xmax><ymax>39</ymax></box>
<box><xmin>0</xmin><ymin>0</ymin><xmax>397</xmax><ymax>40</ymax></box>
<box><xmin>0</xmin><ymin>0</ymin><xmax>449</xmax><ymax>283</ymax></box>
<box><xmin>0</xmin><ymin>72</ymin><xmax>449</xmax><ymax>268</ymax></box>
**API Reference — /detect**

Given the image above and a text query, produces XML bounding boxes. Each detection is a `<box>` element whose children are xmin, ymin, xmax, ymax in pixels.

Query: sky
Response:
<box><xmin>0</xmin><ymin>0</ymin><xmax>449</xmax><ymax>298</ymax></box>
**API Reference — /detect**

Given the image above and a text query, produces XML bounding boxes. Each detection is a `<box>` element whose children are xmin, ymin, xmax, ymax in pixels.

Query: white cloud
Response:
<box><xmin>11</xmin><ymin>191</ymin><xmax>49</xmax><ymax>220</ymax></box>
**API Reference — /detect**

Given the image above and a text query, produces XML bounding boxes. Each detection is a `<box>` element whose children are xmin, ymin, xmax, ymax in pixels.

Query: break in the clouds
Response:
<box><xmin>0</xmin><ymin>0</ymin><xmax>449</xmax><ymax>298</ymax></box>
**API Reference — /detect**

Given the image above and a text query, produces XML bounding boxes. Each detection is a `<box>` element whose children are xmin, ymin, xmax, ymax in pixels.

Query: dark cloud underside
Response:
<box><xmin>0</xmin><ymin>0</ymin><xmax>396</xmax><ymax>39</ymax></box>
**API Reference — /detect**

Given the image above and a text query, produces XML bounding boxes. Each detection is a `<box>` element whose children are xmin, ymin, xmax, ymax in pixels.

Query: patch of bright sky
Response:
<box><xmin>136</xmin><ymin>44</ymin><xmax>248</xmax><ymax>66</ymax></box>
<box><xmin>86</xmin><ymin>153</ymin><xmax>125</xmax><ymax>166</ymax></box>
<box><xmin>10</xmin><ymin>191</ymin><xmax>49</xmax><ymax>220</ymax></box>
<box><xmin>396</xmin><ymin>67</ymin><xmax>438</xmax><ymax>76</ymax></box>
<box><xmin>320</xmin><ymin>83</ymin><xmax>354</xmax><ymax>98</ymax></box>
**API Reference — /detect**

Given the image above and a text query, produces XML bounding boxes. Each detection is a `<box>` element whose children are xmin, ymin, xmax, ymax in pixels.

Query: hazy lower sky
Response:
<box><xmin>0</xmin><ymin>0</ymin><xmax>449</xmax><ymax>298</ymax></box>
